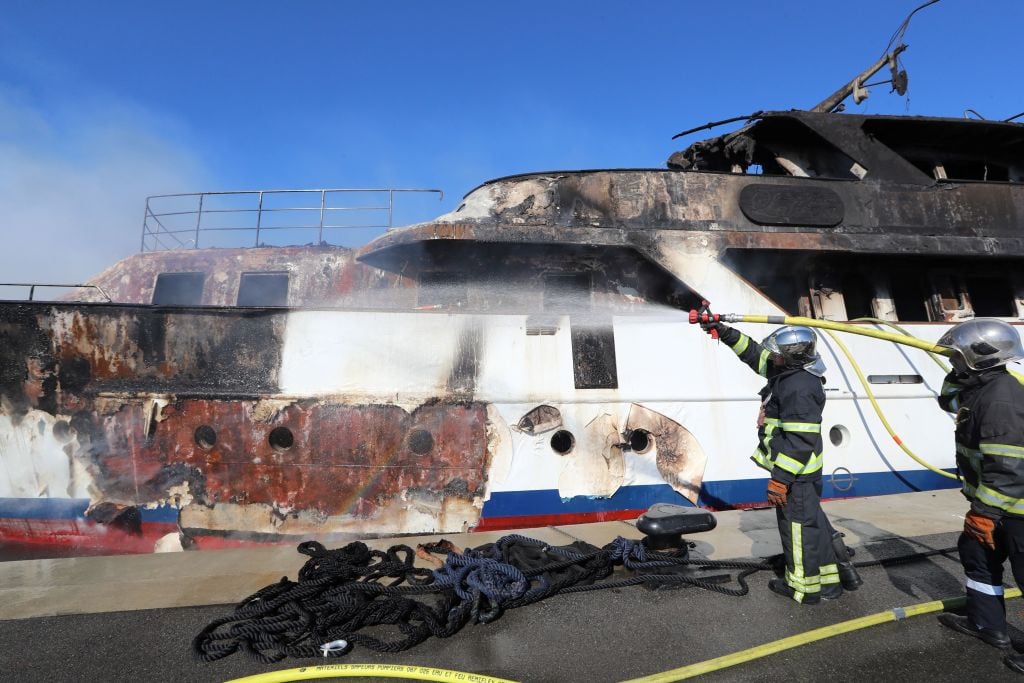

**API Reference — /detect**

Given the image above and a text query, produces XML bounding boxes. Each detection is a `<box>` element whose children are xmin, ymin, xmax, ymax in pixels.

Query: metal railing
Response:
<box><xmin>141</xmin><ymin>187</ymin><xmax>444</xmax><ymax>252</ymax></box>
<box><xmin>0</xmin><ymin>283</ymin><xmax>112</xmax><ymax>302</ymax></box>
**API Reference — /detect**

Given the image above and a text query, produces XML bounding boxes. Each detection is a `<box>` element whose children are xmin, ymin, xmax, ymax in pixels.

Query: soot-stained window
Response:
<box><xmin>542</xmin><ymin>273</ymin><xmax>618</xmax><ymax>389</ymax></box>
<box><xmin>571</xmin><ymin>322</ymin><xmax>619</xmax><ymax>389</ymax></box>
<box><xmin>238</xmin><ymin>272</ymin><xmax>289</xmax><ymax>306</ymax></box>
<box><xmin>152</xmin><ymin>272</ymin><xmax>205</xmax><ymax>305</ymax></box>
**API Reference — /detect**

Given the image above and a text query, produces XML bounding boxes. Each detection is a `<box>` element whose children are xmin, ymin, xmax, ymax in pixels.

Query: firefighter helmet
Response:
<box><xmin>762</xmin><ymin>326</ymin><xmax>826</xmax><ymax>375</ymax></box>
<box><xmin>937</xmin><ymin>318</ymin><xmax>1024</xmax><ymax>371</ymax></box>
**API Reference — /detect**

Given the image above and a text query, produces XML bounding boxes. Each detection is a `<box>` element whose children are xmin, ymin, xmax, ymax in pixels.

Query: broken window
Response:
<box><xmin>840</xmin><ymin>272</ymin><xmax>875</xmax><ymax>320</ymax></box>
<box><xmin>965</xmin><ymin>274</ymin><xmax>1017</xmax><ymax>317</ymax></box>
<box><xmin>727</xmin><ymin>249</ymin><xmax>1024</xmax><ymax>323</ymax></box>
<box><xmin>237</xmin><ymin>272</ymin><xmax>289</xmax><ymax>307</ymax></box>
<box><xmin>942</xmin><ymin>160</ymin><xmax>1009</xmax><ymax>182</ymax></box>
<box><xmin>888</xmin><ymin>271</ymin><xmax>929</xmax><ymax>322</ymax></box>
<box><xmin>152</xmin><ymin>272</ymin><xmax>205</xmax><ymax>306</ymax></box>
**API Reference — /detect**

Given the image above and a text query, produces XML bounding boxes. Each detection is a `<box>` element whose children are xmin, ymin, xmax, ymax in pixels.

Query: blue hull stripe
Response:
<box><xmin>480</xmin><ymin>468</ymin><xmax>959</xmax><ymax>517</ymax></box>
<box><xmin>0</xmin><ymin>468</ymin><xmax>959</xmax><ymax>524</ymax></box>
<box><xmin>0</xmin><ymin>498</ymin><xmax>179</xmax><ymax>523</ymax></box>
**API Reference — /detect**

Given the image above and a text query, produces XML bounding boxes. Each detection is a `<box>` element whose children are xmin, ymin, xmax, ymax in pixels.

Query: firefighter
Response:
<box><xmin>700</xmin><ymin>320</ymin><xmax>862</xmax><ymax>603</ymax></box>
<box><xmin>933</xmin><ymin>318</ymin><xmax>1024</xmax><ymax>673</ymax></box>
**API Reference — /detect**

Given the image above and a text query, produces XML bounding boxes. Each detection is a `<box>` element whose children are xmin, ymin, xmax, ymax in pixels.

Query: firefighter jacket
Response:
<box><xmin>719</xmin><ymin>327</ymin><xmax>825</xmax><ymax>484</ymax></box>
<box><xmin>938</xmin><ymin>367</ymin><xmax>1024</xmax><ymax>519</ymax></box>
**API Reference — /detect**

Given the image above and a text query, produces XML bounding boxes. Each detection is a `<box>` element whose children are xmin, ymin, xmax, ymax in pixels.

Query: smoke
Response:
<box><xmin>0</xmin><ymin>84</ymin><xmax>211</xmax><ymax>287</ymax></box>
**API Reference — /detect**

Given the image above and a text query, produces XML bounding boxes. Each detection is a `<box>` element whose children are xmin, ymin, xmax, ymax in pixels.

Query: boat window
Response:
<box><xmin>237</xmin><ymin>272</ymin><xmax>289</xmax><ymax>307</ymax></box>
<box><xmin>943</xmin><ymin>160</ymin><xmax>1009</xmax><ymax>182</ymax></box>
<box><xmin>152</xmin><ymin>272</ymin><xmax>205</xmax><ymax>305</ymax></box>
<box><xmin>840</xmin><ymin>272</ymin><xmax>875</xmax><ymax>320</ymax></box>
<box><xmin>417</xmin><ymin>272</ymin><xmax>467</xmax><ymax>309</ymax></box>
<box><xmin>888</xmin><ymin>271</ymin><xmax>929</xmax><ymax>322</ymax></box>
<box><xmin>540</xmin><ymin>273</ymin><xmax>617</xmax><ymax>388</ymax></box>
<box><xmin>965</xmin><ymin>274</ymin><xmax>1017</xmax><ymax>317</ymax></box>
<box><xmin>747</xmin><ymin>118</ymin><xmax>861</xmax><ymax>179</ymax></box>
<box><xmin>570</xmin><ymin>322</ymin><xmax>618</xmax><ymax>389</ymax></box>
<box><xmin>867</xmin><ymin>375</ymin><xmax>924</xmax><ymax>384</ymax></box>
<box><xmin>726</xmin><ymin>248</ymin><xmax>1024</xmax><ymax>322</ymax></box>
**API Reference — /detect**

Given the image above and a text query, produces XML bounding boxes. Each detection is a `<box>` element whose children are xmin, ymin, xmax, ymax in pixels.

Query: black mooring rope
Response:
<box><xmin>192</xmin><ymin>534</ymin><xmax>959</xmax><ymax>664</ymax></box>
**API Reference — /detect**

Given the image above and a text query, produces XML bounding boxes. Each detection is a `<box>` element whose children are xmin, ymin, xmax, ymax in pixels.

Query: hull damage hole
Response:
<box><xmin>194</xmin><ymin>425</ymin><xmax>217</xmax><ymax>450</ymax></box>
<box><xmin>269</xmin><ymin>426</ymin><xmax>294</xmax><ymax>451</ymax></box>
<box><xmin>550</xmin><ymin>430</ymin><xmax>575</xmax><ymax>455</ymax></box>
<box><xmin>408</xmin><ymin>429</ymin><xmax>434</xmax><ymax>455</ymax></box>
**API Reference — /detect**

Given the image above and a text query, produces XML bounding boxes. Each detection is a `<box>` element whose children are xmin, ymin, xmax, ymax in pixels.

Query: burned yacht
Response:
<box><xmin>2</xmin><ymin>46</ymin><xmax>1023</xmax><ymax>555</ymax></box>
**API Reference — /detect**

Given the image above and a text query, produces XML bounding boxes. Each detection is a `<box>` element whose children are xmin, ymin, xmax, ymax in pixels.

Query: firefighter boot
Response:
<box><xmin>832</xmin><ymin>531</ymin><xmax>863</xmax><ymax>591</ymax></box>
<box><xmin>768</xmin><ymin>578</ymin><xmax>820</xmax><ymax>605</ymax></box>
<box><xmin>938</xmin><ymin>613</ymin><xmax>1011</xmax><ymax>650</ymax></box>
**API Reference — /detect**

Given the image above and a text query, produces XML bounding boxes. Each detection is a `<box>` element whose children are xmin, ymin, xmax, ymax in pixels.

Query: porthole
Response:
<box><xmin>408</xmin><ymin>429</ymin><xmax>434</xmax><ymax>455</ymax></box>
<box><xmin>628</xmin><ymin>429</ymin><xmax>653</xmax><ymax>454</ymax></box>
<box><xmin>194</xmin><ymin>425</ymin><xmax>217</xmax><ymax>450</ymax></box>
<box><xmin>269</xmin><ymin>426</ymin><xmax>294</xmax><ymax>451</ymax></box>
<box><xmin>550</xmin><ymin>430</ymin><xmax>575</xmax><ymax>455</ymax></box>
<box><xmin>829</xmin><ymin>424</ymin><xmax>850</xmax><ymax>448</ymax></box>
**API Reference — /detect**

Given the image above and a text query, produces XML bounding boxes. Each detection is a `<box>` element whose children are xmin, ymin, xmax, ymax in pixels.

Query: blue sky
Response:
<box><xmin>1</xmin><ymin>0</ymin><xmax>1022</xmax><ymax>283</ymax></box>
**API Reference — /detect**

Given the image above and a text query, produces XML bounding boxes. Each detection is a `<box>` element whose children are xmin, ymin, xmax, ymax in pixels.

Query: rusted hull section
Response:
<box><xmin>0</xmin><ymin>303</ymin><xmax>493</xmax><ymax>552</ymax></box>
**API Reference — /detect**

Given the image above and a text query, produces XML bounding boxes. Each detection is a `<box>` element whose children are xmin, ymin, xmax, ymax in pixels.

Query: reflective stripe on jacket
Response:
<box><xmin>938</xmin><ymin>368</ymin><xmax>1024</xmax><ymax>518</ymax></box>
<box><xmin>720</xmin><ymin>327</ymin><xmax>825</xmax><ymax>484</ymax></box>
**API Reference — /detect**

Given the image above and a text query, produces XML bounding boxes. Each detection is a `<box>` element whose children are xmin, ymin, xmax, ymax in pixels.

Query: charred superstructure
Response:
<box><xmin>2</xmin><ymin>49</ymin><xmax>1023</xmax><ymax>557</ymax></box>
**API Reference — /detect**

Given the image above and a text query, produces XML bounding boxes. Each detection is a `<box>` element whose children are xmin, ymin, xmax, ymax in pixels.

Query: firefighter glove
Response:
<box><xmin>700</xmin><ymin>320</ymin><xmax>728</xmax><ymax>336</ymax></box>
<box><xmin>767</xmin><ymin>479</ymin><xmax>789</xmax><ymax>507</ymax></box>
<box><xmin>964</xmin><ymin>509</ymin><xmax>997</xmax><ymax>550</ymax></box>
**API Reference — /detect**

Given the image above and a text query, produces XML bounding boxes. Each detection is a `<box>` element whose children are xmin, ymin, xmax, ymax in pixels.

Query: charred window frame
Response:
<box><xmin>746</xmin><ymin>118</ymin><xmax>863</xmax><ymax>179</ymax></box>
<box><xmin>237</xmin><ymin>272</ymin><xmax>290</xmax><ymax>307</ymax></box>
<box><xmin>417</xmin><ymin>272</ymin><xmax>468</xmax><ymax>309</ymax></box>
<box><xmin>726</xmin><ymin>249</ymin><xmax>1024</xmax><ymax>323</ymax></box>
<box><xmin>965</xmin><ymin>274</ymin><xmax>1017</xmax><ymax>317</ymax></box>
<box><xmin>152</xmin><ymin>272</ymin><xmax>205</xmax><ymax>306</ymax></box>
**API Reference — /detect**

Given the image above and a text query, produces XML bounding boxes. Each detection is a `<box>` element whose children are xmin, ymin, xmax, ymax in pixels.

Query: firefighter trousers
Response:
<box><xmin>959</xmin><ymin>515</ymin><xmax>1024</xmax><ymax>633</ymax></box>
<box><xmin>776</xmin><ymin>479</ymin><xmax>840</xmax><ymax>602</ymax></box>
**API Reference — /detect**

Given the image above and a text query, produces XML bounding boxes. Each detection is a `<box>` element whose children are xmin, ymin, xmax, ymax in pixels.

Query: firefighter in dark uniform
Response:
<box><xmin>700</xmin><ymin>321</ymin><xmax>862</xmax><ymax>604</ymax></box>
<box><xmin>934</xmin><ymin>318</ymin><xmax>1024</xmax><ymax>674</ymax></box>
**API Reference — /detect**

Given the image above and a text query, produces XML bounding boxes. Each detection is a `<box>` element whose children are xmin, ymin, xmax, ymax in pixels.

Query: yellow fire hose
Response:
<box><xmin>224</xmin><ymin>663</ymin><xmax>519</xmax><ymax>683</ymax></box>
<box><xmin>223</xmin><ymin>314</ymin><xmax>1023</xmax><ymax>683</ymax></box>
<box><xmin>702</xmin><ymin>312</ymin><xmax>1024</xmax><ymax>480</ymax></box>
<box><xmin>622</xmin><ymin>588</ymin><xmax>1022</xmax><ymax>682</ymax></box>
<box><xmin>227</xmin><ymin>591</ymin><xmax>1022</xmax><ymax>683</ymax></box>
<box><xmin>822</xmin><ymin>328</ymin><xmax>957</xmax><ymax>480</ymax></box>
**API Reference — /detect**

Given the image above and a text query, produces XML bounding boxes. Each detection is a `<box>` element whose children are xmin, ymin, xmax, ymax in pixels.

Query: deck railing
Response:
<box><xmin>141</xmin><ymin>188</ymin><xmax>444</xmax><ymax>252</ymax></box>
<box><xmin>0</xmin><ymin>283</ymin><xmax>112</xmax><ymax>302</ymax></box>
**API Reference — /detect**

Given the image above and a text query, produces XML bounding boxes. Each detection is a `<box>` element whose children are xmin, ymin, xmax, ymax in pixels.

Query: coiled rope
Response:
<box><xmin>193</xmin><ymin>533</ymin><xmax>956</xmax><ymax>665</ymax></box>
<box><xmin>193</xmin><ymin>534</ymin><xmax>776</xmax><ymax>664</ymax></box>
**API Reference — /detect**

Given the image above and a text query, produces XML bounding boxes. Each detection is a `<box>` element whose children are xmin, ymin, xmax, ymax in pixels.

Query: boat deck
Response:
<box><xmin>2</xmin><ymin>489</ymin><xmax>1021</xmax><ymax>682</ymax></box>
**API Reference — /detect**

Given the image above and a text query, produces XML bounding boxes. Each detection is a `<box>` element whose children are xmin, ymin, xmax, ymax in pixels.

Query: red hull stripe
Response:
<box><xmin>472</xmin><ymin>508</ymin><xmax>649</xmax><ymax>532</ymax></box>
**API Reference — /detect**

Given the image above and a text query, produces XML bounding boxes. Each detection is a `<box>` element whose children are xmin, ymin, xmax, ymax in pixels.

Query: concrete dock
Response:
<box><xmin>2</xmin><ymin>489</ymin><xmax>1022</xmax><ymax>682</ymax></box>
